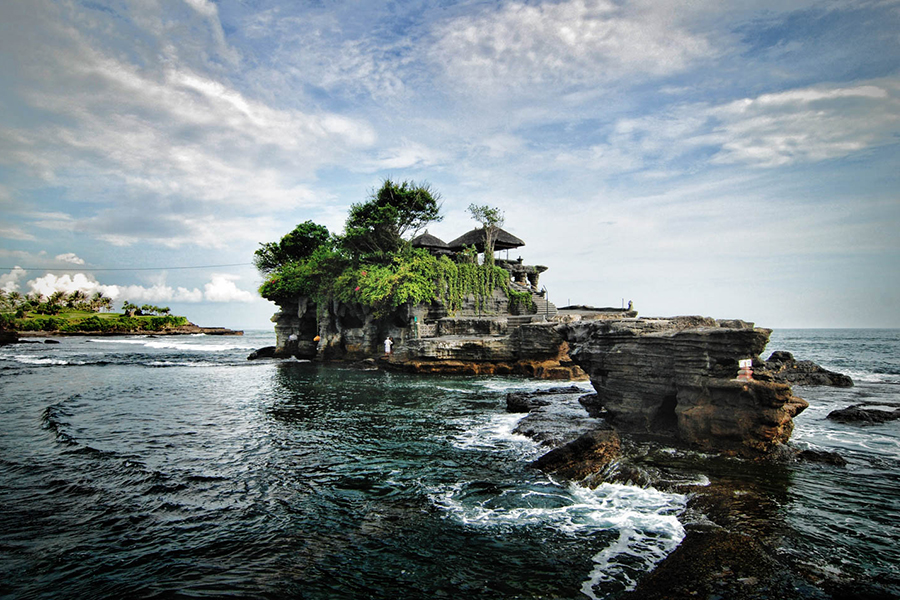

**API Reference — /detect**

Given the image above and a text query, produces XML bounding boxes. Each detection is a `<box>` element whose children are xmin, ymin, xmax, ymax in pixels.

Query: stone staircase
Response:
<box><xmin>532</xmin><ymin>294</ymin><xmax>558</xmax><ymax>319</ymax></box>
<box><xmin>505</xmin><ymin>286</ymin><xmax>558</xmax><ymax>329</ymax></box>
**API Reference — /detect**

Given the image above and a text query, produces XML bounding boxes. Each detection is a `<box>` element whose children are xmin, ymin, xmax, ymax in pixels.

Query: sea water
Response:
<box><xmin>0</xmin><ymin>329</ymin><xmax>897</xmax><ymax>598</ymax></box>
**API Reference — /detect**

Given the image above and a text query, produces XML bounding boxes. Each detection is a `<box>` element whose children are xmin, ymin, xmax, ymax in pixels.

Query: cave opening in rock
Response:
<box><xmin>653</xmin><ymin>394</ymin><xmax>678</xmax><ymax>431</ymax></box>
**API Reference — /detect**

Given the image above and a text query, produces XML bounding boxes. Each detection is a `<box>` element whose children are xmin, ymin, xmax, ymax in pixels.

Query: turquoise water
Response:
<box><xmin>0</xmin><ymin>329</ymin><xmax>897</xmax><ymax>598</ymax></box>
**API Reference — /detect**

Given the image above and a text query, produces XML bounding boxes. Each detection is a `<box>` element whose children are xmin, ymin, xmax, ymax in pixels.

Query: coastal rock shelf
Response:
<box><xmin>560</xmin><ymin>317</ymin><xmax>809</xmax><ymax>458</ymax></box>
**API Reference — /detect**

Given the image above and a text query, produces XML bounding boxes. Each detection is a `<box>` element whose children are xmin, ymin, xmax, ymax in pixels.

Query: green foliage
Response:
<box><xmin>5</xmin><ymin>311</ymin><xmax>189</xmax><ymax>333</ymax></box>
<box><xmin>254</xmin><ymin>220</ymin><xmax>331</xmax><ymax>275</ymax></box>
<box><xmin>342</xmin><ymin>179</ymin><xmax>442</xmax><ymax>261</ymax></box>
<box><xmin>467</xmin><ymin>203</ymin><xmax>505</xmax><ymax>266</ymax></box>
<box><xmin>255</xmin><ymin>181</ymin><xmax>529</xmax><ymax>317</ymax></box>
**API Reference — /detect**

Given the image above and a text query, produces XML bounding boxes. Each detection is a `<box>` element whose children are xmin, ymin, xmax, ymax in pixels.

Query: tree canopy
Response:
<box><xmin>253</xmin><ymin>181</ymin><xmax>532</xmax><ymax>316</ymax></box>
<box><xmin>253</xmin><ymin>220</ymin><xmax>331</xmax><ymax>275</ymax></box>
<box><xmin>342</xmin><ymin>179</ymin><xmax>442</xmax><ymax>261</ymax></box>
<box><xmin>467</xmin><ymin>204</ymin><xmax>505</xmax><ymax>265</ymax></box>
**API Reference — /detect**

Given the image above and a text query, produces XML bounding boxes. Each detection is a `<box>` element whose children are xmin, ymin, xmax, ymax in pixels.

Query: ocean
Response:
<box><xmin>0</xmin><ymin>329</ymin><xmax>897</xmax><ymax>599</ymax></box>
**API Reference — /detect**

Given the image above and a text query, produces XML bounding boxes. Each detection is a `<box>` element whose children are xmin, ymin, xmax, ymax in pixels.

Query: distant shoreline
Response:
<box><xmin>15</xmin><ymin>325</ymin><xmax>243</xmax><ymax>337</ymax></box>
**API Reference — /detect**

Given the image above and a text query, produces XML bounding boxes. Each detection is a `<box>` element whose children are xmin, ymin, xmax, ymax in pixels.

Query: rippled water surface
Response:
<box><xmin>0</xmin><ymin>332</ymin><xmax>684</xmax><ymax>599</ymax></box>
<box><xmin>766</xmin><ymin>329</ymin><xmax>900</xmax><ymax>588</ymax></box>
<box><xmin>2</xmin><ymin>330</ymin><xmax>897</xmax><ymax>598</ymax></box>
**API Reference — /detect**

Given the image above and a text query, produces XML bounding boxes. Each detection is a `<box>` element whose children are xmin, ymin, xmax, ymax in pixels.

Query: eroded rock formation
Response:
<box><xmin>559</xmin><ymin>317</ymin><xmax>809</xmax><ymax>457</ymax></box>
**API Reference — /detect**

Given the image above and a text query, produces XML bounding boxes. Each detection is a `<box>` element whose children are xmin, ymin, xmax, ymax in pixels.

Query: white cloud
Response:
<box><xmin>115</xmin><ymin>283</ymin><xmax>204</xmax><ymax>304</ymax></box>
<box><xmin>1</xmin><ymin>266</ymin><xmax>27</xmax><ymax>293</ymax></box>
<box><xmin>555</xmin><ymin>80</ymin><xmax>900</xmax><ymax>175</ymax></box>
<box><xmin>54</xmin><ymin>253</ymin><xmax>85</xmax><ymax>265</ymax></box>
<box><xmin>18</xmin><ymin>271</ymin><xmax>255</xmax><ymax>304</ymax></box>
<box><xmin>26</xmin><ymin>273</ymin><xmax>119</xmax><ymax>299</ymax></box>
<box><xmin>203</xmin><ymin>274</ymin><xmax>255</xmax><ymax>303</ymax></box>
<box><xmin>0</xmin><ymin>0</ymin><xmax>377</xmax><ymax>249</ymax></box>
<box><xmin>0</xmin><ymin>226</ymin><xmax>36</xmax><ymax>241</ymax></box>
<box><xmin>430</xmin><ymin>0</ymin><xmax>710</xmax><ymax>95</ymax></box>
<box><xmin>364</xmin><ymin>140</ymin><xmax>447</xmax><ymax>171</ymax></box>
<box><xmin>708</xmin><ymin>83</ymin><xmax>900</xmax><ymax>167</ymax></box>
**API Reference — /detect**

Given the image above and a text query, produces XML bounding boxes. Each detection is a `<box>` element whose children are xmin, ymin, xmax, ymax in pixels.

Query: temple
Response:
<box><xmin>266</xmin><ymin>225</ymin><xmax>634</xmax><ymax>377</ymax></box>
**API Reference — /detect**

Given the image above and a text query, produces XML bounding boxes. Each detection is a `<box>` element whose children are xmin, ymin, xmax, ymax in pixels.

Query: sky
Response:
<box><xmin>0</xmin><ymin>0</ymin><xmax>898</xmax><ymax>330</ymax></box>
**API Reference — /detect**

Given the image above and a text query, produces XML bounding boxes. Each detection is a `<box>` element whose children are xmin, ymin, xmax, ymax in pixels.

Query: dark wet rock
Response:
<box><xmin>511</xmin><ymin>388</ymin><xmax>602</xmax><ymax>448</ymax></box>
<box><xmin>827</xmin><ymin>403</ymin><xmax>900</xmax><ymax>424</ymax></box>
<box><xmin>559</xmin><ymin>318</ymin><xmax>809</xmax><ymax>458</ymax></box>
<box><xmin>756</xmin><ymin>350</ymin><xmax>854</xmax><ymax>387</ymax></box>
<box><xmin>0</xmin><ymin>329</ymin><xmax>18</xmax><ymax>346</ymax></box>
<box><xmin>529</xmin><ymin>428</ymin><xmax>620</xmax><ymax>481</ymax></box>
<box><xmin>796</xmin><ymin>448</ymin><xmax>848</xmax><ymax>466</ymax></box>
<box><xmin>506</xmin><ymin>385</ymin><xmax>584</xmax><ymax>413</ymax></box>
<box><xmin>247</xmin><ymin>346</ymin><xmax>276</xmax><ymax>360</ymax></box>
<box><xmin>349</xmin><ymin>358</ymin><xmax>378</xmax><ymax>370</ymax></box>
<box><xmin>44</xmin><ymin>339</ymin><xmax>60</xmax><ymax>344</ymax></box>
<box><xmin>578</xmin><ymin>392</ymin><xmax>605</xmax><ymax>417</ymax></box>
<box><xmin>625</xmin><ymin>529</ymin><xmax>824</xmax><ymax>600</ymax></box>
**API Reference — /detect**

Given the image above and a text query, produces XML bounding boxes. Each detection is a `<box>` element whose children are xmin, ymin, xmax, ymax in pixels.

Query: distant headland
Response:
<box><xmin>0</xmin><ymin>296</ymin><xmax>241</xmax><ymax>341</ymax></box>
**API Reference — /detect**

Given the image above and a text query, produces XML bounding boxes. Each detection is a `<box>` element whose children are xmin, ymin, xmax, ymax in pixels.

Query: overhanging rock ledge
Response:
<box><xmin>558</xmin><ymin>316</ymin><xmax>809</xmax><ymax>458</ymax></box>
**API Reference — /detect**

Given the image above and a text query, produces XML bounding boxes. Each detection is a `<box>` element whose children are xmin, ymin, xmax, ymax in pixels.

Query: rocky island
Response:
<box><xmin>250</xmin><ymin>180</ymin><xmax>864</xmax><ymax>599</ymax></box>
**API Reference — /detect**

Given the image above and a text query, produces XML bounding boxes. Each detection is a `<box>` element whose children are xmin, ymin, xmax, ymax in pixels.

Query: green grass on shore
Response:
<box><xmin>1</xmin><ymin>309</ymin><xmax>189</xmax><ymax>333</ymax></box>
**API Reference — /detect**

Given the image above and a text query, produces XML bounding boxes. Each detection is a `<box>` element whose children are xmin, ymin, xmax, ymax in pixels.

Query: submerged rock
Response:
<box><xmin>247</xmin><ymin>346</ymin><xmax>276</xmax><ymax>360</ymax></box>
<box><xmin>506</xmin><ymin>385</ymin><xmax>585</xmax><ymax>413</ymax></box>
<box><xmin>796</xmin><ymin>448</ymin><xmax>848</xmax><ymax>466</ymax></box>
<box><xmin>827</xmin><ymin>403</ymin><xmax>900</xmax><ymax>424</ymax></box>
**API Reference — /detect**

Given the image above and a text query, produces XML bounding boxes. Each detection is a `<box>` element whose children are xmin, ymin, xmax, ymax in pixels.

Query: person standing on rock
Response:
<box><xmin>384</xmin><ymin>336</ymin><xmax>393</xmax><ymax>355</ymax></box>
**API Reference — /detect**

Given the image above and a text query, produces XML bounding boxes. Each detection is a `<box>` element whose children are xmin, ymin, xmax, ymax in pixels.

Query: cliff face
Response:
<box><xmin>268</xmin><ymin>292</ymin><xmax>584</xmax><ymax>378</ymax></box>
<box><xmin>560</xmin><ymin>317</ymin><xmax>809</xmax><ymax>457</ymax></box>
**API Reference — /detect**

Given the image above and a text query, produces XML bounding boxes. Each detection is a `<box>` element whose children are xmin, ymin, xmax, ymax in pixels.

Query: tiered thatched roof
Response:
<box><xmin>447</xmin><ymin>228</ymin><xmax>525</xmax><ymax>253</ymax></box>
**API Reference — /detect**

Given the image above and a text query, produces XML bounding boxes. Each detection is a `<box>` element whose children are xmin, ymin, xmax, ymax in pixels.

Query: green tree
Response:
<box><xmin>467</xmin><ymin>204</ymin><xmax>505</xmax><ymax>266</ymax></box>
<box><xmin>341</xmin><ymin>179</ymin><xmax>442</xmax><ymax>261</ymax></box>
<box><xmin>253</xmin><ymin>220</ymin><xmax>331</xmax><ymax>275</ymax></box>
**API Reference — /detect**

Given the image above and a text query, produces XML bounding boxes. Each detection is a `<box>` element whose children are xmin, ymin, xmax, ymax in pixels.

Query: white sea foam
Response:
<box><xmin>448</xmin><ymin>412</ymin><xmax>538</xmax><ymax>455</ymax></box>
<box><xmin>476</xmin><ymin>378</ymin><xmax>593</xmax><ymax>394</ymax></box>
<box><xmin>88</xmin><ymin>338</ymin><xmax>255</xmax><ymax>351</ymax></box>
<box><xmin>2</xmin><ymin>354</ymin><xmax>78</xmax><ymax>366</ymax></box>
<box><xmin>146</xmin><ymin>360</ymin><xmax>220</xmax><ymax>368</ymax></box>
<box><xmin>430</xmin><ymin>479</ymin><xmax>685</xmax><ymax>598</ymax></box>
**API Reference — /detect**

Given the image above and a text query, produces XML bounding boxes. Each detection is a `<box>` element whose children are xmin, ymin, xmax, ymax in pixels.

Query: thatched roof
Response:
<box><xmin>447</xmin><ymin>228</ymin><xmax>525</xmax><ymax>252</ymax></box>
<box><xmin>410</xmin><ymin>231</ymin><xmax>450</xmax><ymax>249</ymax></box>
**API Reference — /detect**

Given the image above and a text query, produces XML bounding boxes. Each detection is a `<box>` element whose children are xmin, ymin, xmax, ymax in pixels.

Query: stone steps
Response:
<box><xmin>532</xmin><ymin>294</ymin><xmax>558</xmax><ymax>319</ymax></box>
<box><xmin>506</xmin><ymin>315</ymin><xmax>534</xmax><ymax>329</ymax></box>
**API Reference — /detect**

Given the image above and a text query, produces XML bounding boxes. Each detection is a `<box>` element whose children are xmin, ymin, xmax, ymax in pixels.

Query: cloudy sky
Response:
<box><xmin>1</xmin><ymin>0</ymin><xmax>898</xmax><ymax>329</ymax></box>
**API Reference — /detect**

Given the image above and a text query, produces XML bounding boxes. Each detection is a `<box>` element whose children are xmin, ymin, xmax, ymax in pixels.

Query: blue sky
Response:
<box><xmin>1</xmin><ymin>0</ymin><xmax>898</xmax><ymax>329</ymax></box>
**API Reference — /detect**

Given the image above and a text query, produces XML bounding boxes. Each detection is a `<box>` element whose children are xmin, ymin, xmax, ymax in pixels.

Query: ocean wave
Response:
<box><xmin>146</xmin><ymin>360</ymin><xmax>221</xmax><ymax>368</ymax></box>
<box><xmin>2</xmin><ymin>354</ymin><xmax>82</xmax><ymax>366</ymax></box>
<box><xmin>87</xmin><ymin>338</ymin><xmax>256</xmax><ymax>351</ymax></box>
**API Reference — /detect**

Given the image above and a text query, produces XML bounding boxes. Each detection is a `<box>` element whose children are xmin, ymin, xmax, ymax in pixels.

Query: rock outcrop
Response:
<box><xmin>529</xmin><ymin>428</ymin><xmax>621</xmax><ymax>481</ymax></box>
<box><xmin>827</xmin><ymin>402</ymin><xmax>900</xmax><ymax>424</ymax></box>
<box><xmin>0</xmin><ymin>328</ymin><xmax>18</xmax><ymax>346</ymax></box>
<box><xmin>755</xmin><ymin>350</ymin><xmax>853</xmax><ymax>387</ymax></box>
<box><xmin>559</xmin><ymin>317</ymin><xmax>809</xmax><ymax>458</ymax></box>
